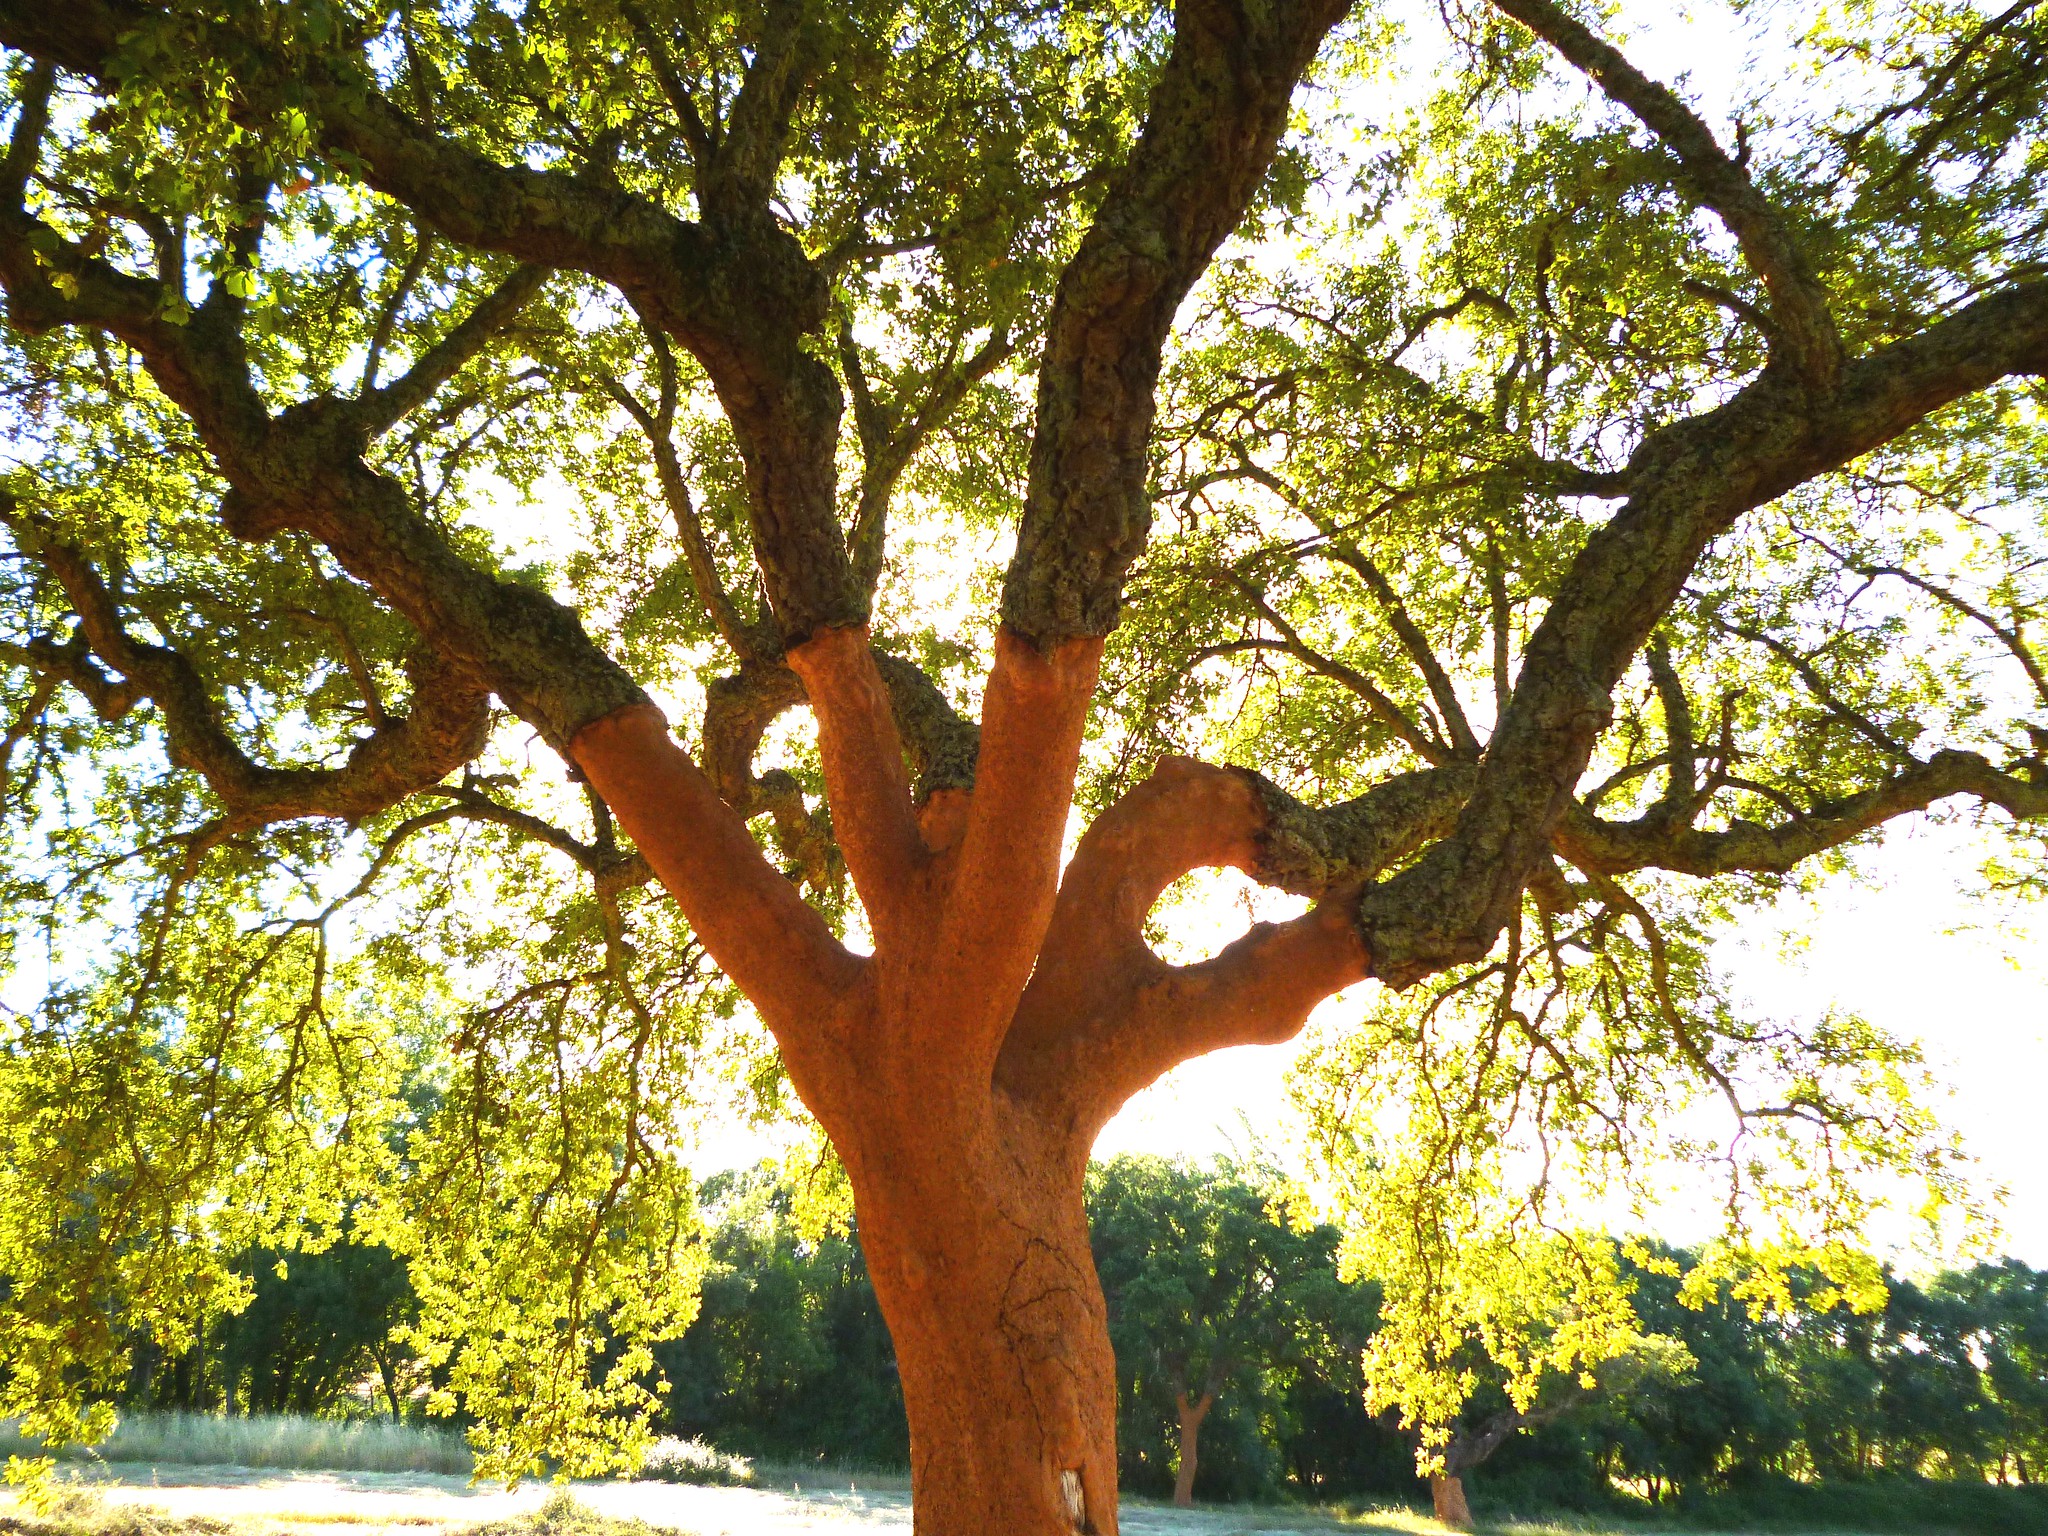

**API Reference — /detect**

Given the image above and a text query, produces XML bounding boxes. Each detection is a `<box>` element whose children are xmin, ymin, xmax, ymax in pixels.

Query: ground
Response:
<box><xmin>1</xmin><ymin>1464</ymin><xmax>1399</xmax><ymax>1536</ymax></box>
<box><xmin>0</xmin><ymin>1465</ymin><xmax>1936</xmax><ymax>1536</ymax></box>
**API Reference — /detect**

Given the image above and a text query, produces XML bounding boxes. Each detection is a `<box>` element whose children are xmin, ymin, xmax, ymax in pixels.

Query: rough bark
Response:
<box><xmin>1171</xmin><ymin>1390</ymin><xmax>1214</xmax><ymax>1508</ymax></box>
<box><xmin>1492</xmin><ymin>0</ymin><xmax>1841</xmax><ymax>387</ymax></box>
<box><xmin>2</xmin><ymin>499</ymin><xmax>489</xmax><ymax>830</ymax></box>
<box><xmin>1354</xmin><ymin>277</ymin><xmax>2048</xmax><ymax>986</ymax></box>
<box><xmin>1431</xmin><ymin>1473</ymin><xmax>1475</xmax><ymax>1530</ymax></box>
<box><xmin>1001</xmin><ymin>0</ymin><xmax>1355</xmax><ymax>643</ymax></box>
<box><xmin>0</xmin><ymin>167</ymin><xmax>647</xmax><ymax>749</ymax></box>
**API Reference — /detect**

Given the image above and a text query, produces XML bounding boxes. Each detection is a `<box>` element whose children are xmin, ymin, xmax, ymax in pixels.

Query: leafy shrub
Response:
<box><xmin>634</xmin><ymin>1438</ymin><xmax>754</xmax><ymax>1487</ymax></box>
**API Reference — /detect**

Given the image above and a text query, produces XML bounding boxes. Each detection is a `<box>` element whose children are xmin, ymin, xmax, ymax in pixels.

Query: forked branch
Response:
<box><xmin>1354</xmin><ymin>276</ymin><xmax>2048</xmax><ymax>987</ymax></box>
<box><xmin>1002</xmin><ymin>755</ymin><xmax>1475</xmax><ymax>1130</ymax></box>
<box><xmin>3</xmin><ymin>498</ymin><xmax>490</xmax><ymax>829</ymax></box>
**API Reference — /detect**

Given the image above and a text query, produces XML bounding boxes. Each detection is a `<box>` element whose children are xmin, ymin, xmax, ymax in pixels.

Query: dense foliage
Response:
<box><xmin>83</xmin><ymin>1158</ymin><xmax>2048</xmax><ymax>1517</ymax></box>
<box><xmin>4</xmin><ymin>0</ymin><xmax>2048</xmax><ymax>1512</ymax></box>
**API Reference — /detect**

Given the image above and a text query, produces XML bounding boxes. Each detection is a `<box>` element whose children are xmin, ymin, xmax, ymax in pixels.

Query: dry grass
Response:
<box><xmin>462</xmin><ymin>1494</ymin><xmax>691</xmax><ymax>1536</ymax></box>
<box><xmin>0</xmin><ymin>1416</ymin><xmax>471</xmax><ymax>1478</ymax></box>
<box><xmin>0</xmin><ymin>1490</ymin><xmax>234</xmax><ymax>1536</ymax></box>
<box><xmin>0</xmin><ymin>1493</ymin><xmax>682</xmax><ymax>1536</ymax></box>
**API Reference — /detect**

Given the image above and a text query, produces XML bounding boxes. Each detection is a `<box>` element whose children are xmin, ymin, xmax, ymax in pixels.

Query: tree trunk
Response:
<box><xmin>369</xmin><ymin>1342</ymin><xmax>404</xmax><ymax>1423</ymax></box>
<box><xmin>830</xmin><ymin>1085</ymin><xmax>1119</xmax><ymax>1536</ymax></box>
<box><xmin>1431</xmin><ymin>1473</ymin><xmax>1474</xmax><ymax>1531</ymax></box>
<box><xmin>1172</xmin><ymin>1390</ymin><xmax>1215</xmax><ymax>1508</ymax></box>
<box><xmin>575</xmin><ymin>638</ymin><xmax>1369</xmax><ymax>1534</ymax></box>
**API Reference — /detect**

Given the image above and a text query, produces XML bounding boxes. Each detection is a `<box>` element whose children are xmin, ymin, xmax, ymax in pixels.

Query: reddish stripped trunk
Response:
<box><xmin>835</xmin><ymin>1089</ymin><xmax>1118</xmax><ymax>1535</ymax></box>
<box><xmin>1431</xmin><ymin>1473</ymin><xmax>1474</xmax><ymax>1530</ymax></box>
<box><xmin>1171</xmin><ymin>1390</ymin><xmax>1215</xmax><ymax>1508</ymax></box>
<box><xmin>574</xmin><ymin>630</ymin><xmax>1371</xmax><ymax>1536</ymax></box>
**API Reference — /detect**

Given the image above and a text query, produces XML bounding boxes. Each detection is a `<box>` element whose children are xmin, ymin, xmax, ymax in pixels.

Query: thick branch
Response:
<box><xmin>1000</xmin><ymin>0</ymin><xmax>1352</xmax><ymax>643</ymax></box>
<box><xmin>699</xmin><ymin>0</ymin><xmax>815</xmax><ymax>218</ymax></box>
<box><xmin>1491</xmin><ymin>0</ymin><xmax>1842</xmax><ymax>386</ymax></box>
<box><xmin>1237</xmin><ymin>763</ymin><xmax>1483</xmax><ymax>898</ymax></box>
<box><xmin>4</xmin><ymin>501</ymin><xmax>490</xmax><ymax>828</ymax></box>
<box><xmin>872</xmin><ymin>651</ymin><xmax>980</xmax><ymax>801</ymax></box>
<box><xmin>0</xmin><ymin>164</ymin><xmax>650</xmax><ymax>747</ymax></box>
<box><xmin>785</xmin><ymin>624</ymin><xmax>925</xmax><ymax>938</ymax></box>
<box><xmin>1643</xmin><ymin>639</ymin><xmax>1697</xmax><ymax>818</ymax></box>
<box><xmin>690</xmin><ymin>661</ymin><xmax>836</xmax><ymax>890</ymax></box>
<box><xmin>1355</xmin><ymin>277</ymin><xmax>2048</xmax><ymax>986</ymax></box>
<box><xmin>2</xmin><ymin>0</ymin><xmax>863</xmax><ymax>642</ymax></box>
<box><xmin>3</xmin><ymin>631</ymin><xmax>143</xmax><ymax>721</ymax></box>
<box><xmin>570</xmin><ymin>703</ymin><xmax>862</xmax><ymax>1042</ymax></box>
<box><xmin>932</xmin><ymin>630</ymin><xmax>1104</xmax><ymax>1059</ymax></box>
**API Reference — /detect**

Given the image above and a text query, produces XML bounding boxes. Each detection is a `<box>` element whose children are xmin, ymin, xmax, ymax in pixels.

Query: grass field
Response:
<box><xmin>3</xmin><ymin>1416</ymin><xmax>2041</xmax><ymax>1536</ymax></box>
<box><xmin>0</xmin><ymin>1415</ymin><xmax>472</xmax><ymax>1477</ymax></box>
<box><xmin>2</xmin><ymin>1472</ymin><xmax>2036</xmax><ymax>1536</ymax></box>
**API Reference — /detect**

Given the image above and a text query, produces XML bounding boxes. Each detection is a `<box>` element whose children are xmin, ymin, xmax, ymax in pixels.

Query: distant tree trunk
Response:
<box><xmin>1431</xmin><ymin>1473</ymin><xmax>1474</xmax><ymax>1530</ymax></box>
<box><xmin>367</xmin><ymin>1341</ymin><xmax>406</xmax><ymax>1423</ymax></box>
<box><xmin>1172</xmin><ymin>1390</ymin><xmax>1215</xmax><ymax>1508</ymax></box>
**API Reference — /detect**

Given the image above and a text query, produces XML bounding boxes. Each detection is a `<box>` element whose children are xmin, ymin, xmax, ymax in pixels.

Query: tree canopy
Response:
<box><xmin>1089</xmin><ymin>1154</ymin><xmax>1364</xmax><ymax>1505</ymax></box>
<box><xmin>3</xmin><ymin>0</ymin><xmax>2046</xmax><ymax>1526</ymax></box>
<box><xmin>74</xmin><ymin>1158</ymin><xmax>2048</xmax><ymax>1520</ymax></box>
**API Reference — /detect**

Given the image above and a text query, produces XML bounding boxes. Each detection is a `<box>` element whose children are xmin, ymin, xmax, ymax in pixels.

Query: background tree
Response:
<box><xmin>1087</xmin><ymin>1155</ymin><xmax>1360</xmax><ymax>1506</ymax></box>
<box><xmin>655</xmin><ymin>1163</ymin><xmax>907</xmax><ymax>1469</ymax></box>
<box><xmin>1583</xmin><ymin>1244</ymin><xmax>1801</xmax><ymax>1504</ymax></box>
<box><xmin>5</xmin><ymin>0</ymin><xmax>2048</xmax><ymax>1530</ymax></box>
<box><xmin>1295</xmin><ymin>1103</ymin><xmax>1700</xmax><ymax>1532</ymax></box>
<box><xmin>41</xmin><ymin>1153</ymin><xmax>2046</xmax><ymax>1522</ymax></box>
<box><xmin>214</xmin><ymin>1241</ymin><xmax>418</xmax><ymax>1421</ymax></box>
<box><xmin>1958</xmin><ymin>1261</ymin><xmax>2048</xmax><ymax>1484</ymax></box>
